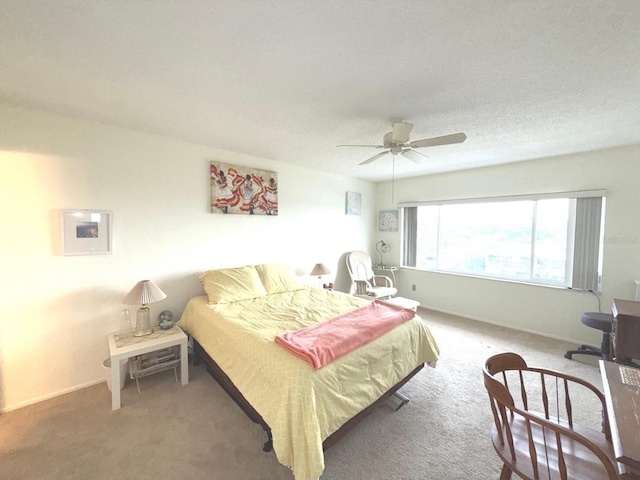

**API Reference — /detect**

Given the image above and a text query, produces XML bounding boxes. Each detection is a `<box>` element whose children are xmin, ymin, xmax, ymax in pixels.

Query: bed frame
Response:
<box><xmin>193</xmin><ymin>339</ymin><xmax>424</xmax><ymax>452</ymax></box>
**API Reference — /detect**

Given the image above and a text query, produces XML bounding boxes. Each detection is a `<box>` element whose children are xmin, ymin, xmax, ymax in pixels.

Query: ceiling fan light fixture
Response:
<box><xmin>391</xmin><ymin>122</ymin><xmax>413</xmax><ymax>143</ymax></box>
<box><xmin>339</xmin><ymin>120</ymin><xmax>466</xmax><ymax>167</ymax></box>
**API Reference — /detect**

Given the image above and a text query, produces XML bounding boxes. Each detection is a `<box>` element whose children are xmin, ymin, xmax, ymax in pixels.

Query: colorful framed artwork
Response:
<box><xmin>60</xmin><ymin>209</ymin><xmax>112</xmax><ymax>255</ymax></box>
<box><xmin>378</xmin><ymin>210</ymin><xmax>399</xmax><ymax>232</ymax></box>
<box><xmin>210</xmin><ymin>162</ymin><xmax>278</xmax><ymax>215</ymax></box>
<box><xmin>345</xmin><ymin>191</ymin><xmax>362</xmax><ymax>215</ymax></box>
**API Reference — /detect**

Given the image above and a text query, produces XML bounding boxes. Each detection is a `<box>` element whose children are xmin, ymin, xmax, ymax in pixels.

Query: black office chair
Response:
<box><xmin>565</xmin><ymin>312</ymin><xmax>613</xmax><ymax>361</ymax></box>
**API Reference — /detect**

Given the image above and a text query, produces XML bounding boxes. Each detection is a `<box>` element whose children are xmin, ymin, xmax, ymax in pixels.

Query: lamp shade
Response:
<box><xmin>376</xmin><ymin>241</ymin><xmax>391</xmax><ymax>267</ymax></box>
<box><xmin>376</xmin><ymin>240</ymin><xmax>391</xmax><ymax>255</ymax></box>
<box><xmin>310</xmin><ymin>263</ymin><xmax>330</xmax><ymax>276</ymax></box>
<box><xmin>122</xmin><ymin>280</ymin><xmax>167</xmax><ymax>306</ymax></box>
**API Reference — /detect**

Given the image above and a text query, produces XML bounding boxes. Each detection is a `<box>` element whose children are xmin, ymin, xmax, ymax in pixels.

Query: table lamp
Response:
<box><xmin>376</xmin><ymin>240</ymin><xmax>391</xmax><ymax>267</ymax></box>
<box><xmin>122</xmin><ymin>280</ymin><xmax>167</xmax><ymax>336</ymax></box>
<box><xmin>310</xmin><ymin>263</ymin><xmax>330</xmax><ymax>287</ymax></box>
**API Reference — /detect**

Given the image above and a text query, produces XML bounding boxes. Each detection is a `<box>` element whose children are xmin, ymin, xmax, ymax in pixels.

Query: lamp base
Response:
<box><xmin>133</xmin><ymin>306</ymin><xmax>153</xmax><ymax>336</ymax></box>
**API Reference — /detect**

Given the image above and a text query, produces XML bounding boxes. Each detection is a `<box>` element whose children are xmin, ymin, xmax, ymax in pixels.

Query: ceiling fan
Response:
<box><xmin>338</xmin><ymin>121</ymin><xmax>466</xmax><ymax>165</ymax></box>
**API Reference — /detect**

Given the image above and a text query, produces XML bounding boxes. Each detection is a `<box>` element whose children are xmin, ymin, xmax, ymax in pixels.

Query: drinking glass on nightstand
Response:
<box><xmin>120</xmin><ymin>308</ymin><xmax>131</xmax><ymax>332</ymax></box>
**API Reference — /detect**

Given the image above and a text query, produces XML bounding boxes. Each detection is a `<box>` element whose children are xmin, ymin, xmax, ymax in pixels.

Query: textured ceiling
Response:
<box><xmin>1</xmin><ymin>1</ymin><xmax>639</xmax><ymax>182</ymax></box>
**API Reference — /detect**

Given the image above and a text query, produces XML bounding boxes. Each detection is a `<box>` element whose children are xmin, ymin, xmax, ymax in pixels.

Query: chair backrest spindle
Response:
<box><xmin>538</xmin><ymin>372</ymin><xmax>548</xmax><ymax>420</ymax></box>
<box><xmin>564</xmin><ymin>379</ymin><xmax>573</xmax><ymax>428</ymax></box>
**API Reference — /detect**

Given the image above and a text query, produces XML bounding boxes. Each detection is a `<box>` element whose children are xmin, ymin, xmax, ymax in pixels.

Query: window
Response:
<box><xmin>401</xmin><ymin>191</ymin><xmax>605</xmax><ymax>290</ymax></box>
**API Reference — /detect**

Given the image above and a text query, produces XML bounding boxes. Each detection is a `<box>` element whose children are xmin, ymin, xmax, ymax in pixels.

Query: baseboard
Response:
<box><xmin>416</xmin><ymin>305</ymin><xmax>580</xmax><ymax>345</ymax></box>
<box><xmin>1</xmin><ymin>378</ymin><xmax>104</xmax><ymax>413</ymax></box>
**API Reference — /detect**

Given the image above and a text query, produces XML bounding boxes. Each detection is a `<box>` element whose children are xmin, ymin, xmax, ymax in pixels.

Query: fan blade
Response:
<box><xmin>392</xmin><ymin>122</ymin><xmax>413</xmax><ymax>143</ymax></box>
<box><xmin>359</xmin><ymin>151</ymin><xmax>390</xmax><ymax>165</ymax></box>
<box><xmin>401</xmin><ymin>148</ymin><xmax>429</xmax><ymax>163</ymax></box>
<box><xmin>409</xmin><ymin>132</ymin><xmax>467</xmax><ymax>148</ymax></box>
<box><xmin>337</xmin><ymin>144</ymin><xmax>385</xmax><ymax>148</ymax></box>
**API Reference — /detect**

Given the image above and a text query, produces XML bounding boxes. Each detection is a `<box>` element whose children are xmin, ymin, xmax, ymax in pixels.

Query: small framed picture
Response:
<box><xmin>345</xmin><ymin>191</ymin><xmax>362</xmax><ymax>215</ymax></box>
<box><xmin>378</xmin><ymin>210</ymin><xmax>399</xmax><ymax>232</ymax></box>
<box><xmin>60</xmin><ymin>210</ymin><xmax>112</xmax><ymax>255</ymax></box>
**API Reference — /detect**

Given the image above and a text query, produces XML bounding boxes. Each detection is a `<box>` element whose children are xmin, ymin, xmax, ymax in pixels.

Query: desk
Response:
<box><xmin>599</xmin><ymin>360</ymin><xmax>640</xmax><ymax>478</ymax></box>
<box><xmin>612</xmin><ymin>299</ymin><xmax>640</xmax><ymax>362</ymax></box>
<box><xmin>108</xmin><ymin>326</ymin><xmax>188</xmax><ymax>410</ymax></box>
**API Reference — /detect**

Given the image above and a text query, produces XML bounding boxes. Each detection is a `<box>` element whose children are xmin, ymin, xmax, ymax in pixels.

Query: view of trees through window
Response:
<box><xmin>411</xmin><ymin>198</ymin><xmax>571</xmax><ymax>286</ymax></box>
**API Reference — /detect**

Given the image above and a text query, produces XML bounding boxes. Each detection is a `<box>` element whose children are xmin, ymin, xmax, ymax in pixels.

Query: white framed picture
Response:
<box><xmin>345</xmin><ymin>191</ymin><xmax>362</xmax><ymax>215</ymax></box>
<box><xmin>60</xmin><ymin>210</ymin><xmax>112</xmax><ymax>255</ymax></box>
<box><xmin>378</xmin><ymin>210</ymin><xmax>399</xmax><ymax>232</ymax></box>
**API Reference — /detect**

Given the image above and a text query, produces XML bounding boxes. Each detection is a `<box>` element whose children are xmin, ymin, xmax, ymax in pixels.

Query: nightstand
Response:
<box><xmin>107</xmin><ymin>325</ymin><xmax>189</xmax><ymax>410</ymax></box>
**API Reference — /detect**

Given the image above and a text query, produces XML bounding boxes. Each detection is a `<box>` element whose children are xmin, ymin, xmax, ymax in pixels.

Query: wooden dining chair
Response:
<box><xmin>483</xmin><ymin>352</ymin><xmax>619</xmax><ymax>480</ymax></box>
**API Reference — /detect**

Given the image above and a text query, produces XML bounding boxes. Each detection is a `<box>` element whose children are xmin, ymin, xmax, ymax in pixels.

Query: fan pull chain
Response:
<box><xmin>392</xmin><ymin>155</ymin><xmax>395</xmax><ymax>203</ymax></box>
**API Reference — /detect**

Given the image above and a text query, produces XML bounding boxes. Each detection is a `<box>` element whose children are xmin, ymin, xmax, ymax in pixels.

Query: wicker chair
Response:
<box><xmin>483</xmin><ymin>352</ymin><xmax>619</xmax><ymax>480</ymax></box>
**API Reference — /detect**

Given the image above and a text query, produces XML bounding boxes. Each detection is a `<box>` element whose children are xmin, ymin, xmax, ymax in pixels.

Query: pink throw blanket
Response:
<box><xmin>274</xmin><ymin>300</ymin><xmax>415</xmax><ymax>369</ymax></box>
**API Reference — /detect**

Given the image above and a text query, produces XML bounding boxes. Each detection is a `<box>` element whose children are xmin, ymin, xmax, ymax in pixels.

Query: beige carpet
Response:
<box><xmin>0</xmin><ymin>308</ymin><xmax>604</xmax><ymax>480</ymax></box>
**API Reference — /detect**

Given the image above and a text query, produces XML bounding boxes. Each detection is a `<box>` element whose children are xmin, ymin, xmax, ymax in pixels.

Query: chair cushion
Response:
<box><xmin>347</xmin><ymin>251</ymin><xmax>375</xmax><ymax>281</ymax></box>
<box><xmin>581</xmin><ymin>312</ymin><xmax>613</xmax><ymax>333</ymax></box>
<box><xmin>368</xmin><ymin>286</ymin><xmax>397</xmax><ymax>298</ymax></box>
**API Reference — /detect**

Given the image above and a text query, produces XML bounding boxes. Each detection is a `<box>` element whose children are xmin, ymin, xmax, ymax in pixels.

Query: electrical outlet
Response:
<box><xmin>412</xmin><ymin>284</ymin><xmax>416</xmax><ymax>291</ymax></box>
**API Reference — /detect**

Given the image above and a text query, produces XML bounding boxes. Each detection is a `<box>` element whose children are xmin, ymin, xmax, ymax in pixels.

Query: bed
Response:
<box><xmin>177</xmin><ymin>264</ymin><xmax>440</xmax><ymax>480</ymax></box>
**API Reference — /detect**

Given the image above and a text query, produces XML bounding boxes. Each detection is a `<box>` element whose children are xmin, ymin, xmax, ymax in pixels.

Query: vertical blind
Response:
<box><xmin>572</xmin><ymin>197</ymin><xmax>603</xmax><ymax>291</ymax></box>
<box><xmin>402</xmin><ymin>206</ymin><xmax>417</xmax><ymax>267</ymax></box>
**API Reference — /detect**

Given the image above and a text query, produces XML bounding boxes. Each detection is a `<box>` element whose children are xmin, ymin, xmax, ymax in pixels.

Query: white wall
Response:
<box><xmin>0</xmin><ymin>103</ymin><xmax>375</xmax><ymax>411</ymax></box>
<box><xmin>375</xmin><ymin>146</ymin><xmax>640</xmax><ymax>345</ymax></box>
<box><xmin>4</xmin><ymin>100</ymin><xmax>639</xmax><ymax>412</ymax></box>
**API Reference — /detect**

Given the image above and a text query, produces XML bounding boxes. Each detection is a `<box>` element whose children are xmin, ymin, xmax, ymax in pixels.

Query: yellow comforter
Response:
<box><xmin>178</xmin><ymin>287</ymin><xmax>439</xmax><ymax>480</ymax></box>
